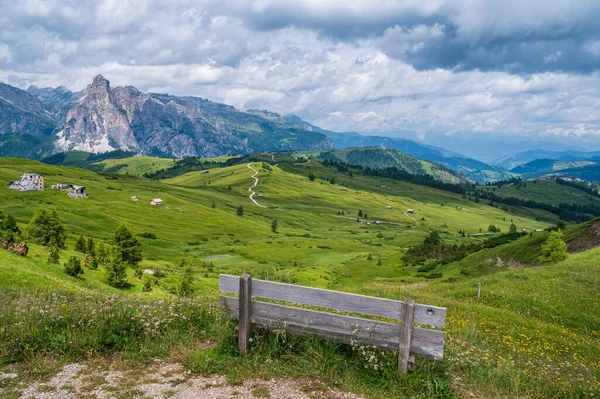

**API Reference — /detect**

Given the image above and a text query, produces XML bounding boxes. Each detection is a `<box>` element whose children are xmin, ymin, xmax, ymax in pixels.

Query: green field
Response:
<box><xmin>0</xmin><ymin>155</ymin><xmax>598</xmax><ymax>398</ymax></box>
<box><xmin>94</xmin><ymin>155</ymin><xmax>178</xmax><ymax>176</ymax></box>
<box><xmin>477</xmin><ymin>178</ymin><xmax>600</xmax><ymax>207</ymax></box>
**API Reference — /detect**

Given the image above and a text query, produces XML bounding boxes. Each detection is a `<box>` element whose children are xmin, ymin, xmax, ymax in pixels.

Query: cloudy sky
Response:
<box><xmin>2</xmin><ymin>0</ymin><xmax>600</xmax><ymax>153</ymax></box>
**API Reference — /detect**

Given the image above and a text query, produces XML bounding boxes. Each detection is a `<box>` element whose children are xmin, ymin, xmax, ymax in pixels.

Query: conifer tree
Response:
<box><xmin>106</xmin><ymin>249</ymin><xmax>127</xmax><ymax>288</ymax></box>
<box><xmin>75</xmin><ymin>234</ymin><xmax>86</xmax><ymax>252</ymax></box>
<box><xmin>64</xmin><ymin>255</ymin><xmax>83</xmax><ymax>277</ymax></box>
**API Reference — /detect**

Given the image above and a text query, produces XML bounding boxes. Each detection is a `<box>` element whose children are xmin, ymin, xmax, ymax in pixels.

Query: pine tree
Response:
<box><xmin>237</xmin><ymin>205</ymin><xmax>244</xmax><ymax>216</ymax></box>
<box><xmin>308</xmin><ymin>172</ymin><xmax>315</xmax><ymax>181</ymax></box>
<box><xmin>106</xmin><ymin>250</ymin><xmax>128</xmax><ymax>288</ymax></box>
<box><xmin>86</xmin><ymin>237</ymin><xmax>95</xmax><ymax>254</ymax></box>
<box><xmin>27</xmin><ymin>208</ymin><xmax>66</xmax><ymax>248</ymax></box>
<box><xmin>509</xmin><ymin>223</ymin><xmax>517</xmax><ymax>234</ymax></box>
<box><xmin>377</xmin><ymin>259</ymin><xmax>382</xmax><ymax>266</ymax></box>
<box><xmin>211</xmin><ymin>200</ymin><xmax>216</xmax><ymax>209</ymax></box>
<box><xmin>367</xmin><ymin>253</ymin><xmax>372</xmax><ymax>260</ymax></box>
<box><xmin>47</xmin><ymin>244</ymin><xmax>60</xmax><ymax>264</ymax></box>
<box><xmin>97</xmin><ymin>243</ymin><xmax>108</xmax><ymax>264</ymax></box>
<box><xmin>358</xmin><ymin>210</ymin><xmax>363</xmax><ymax>217</ymax></box>
<box><xmin>271</xmin><ymin>219</ymin><xmax>278</xmax><ymax>233</ymax></box>
<box><xmin>64</xmin><ymin>256</ymin><xmax>83</xmax><ymax>277</ymax></box>
<box><xmin>89</xmin><ymin>254</ymin><xmax>99</xmax><ymax>270</ymax></box>
<box><xmin>178</xmin><ymin>264</ymin><xmax>195</xmax><ymax>297</ymax></box>
<box><xmin>75</xmin><ymin>234</ymin><xmax>86</xmax><ymax>252</ymax></box>
<box><xmin>113</xmin><ymin>224</ymin><xmax>142</xmax><ymax>268</ymax></box>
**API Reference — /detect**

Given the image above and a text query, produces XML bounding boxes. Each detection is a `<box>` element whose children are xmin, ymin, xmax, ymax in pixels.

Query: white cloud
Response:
<box><xmin>1</xmin><ymin>0</ymin><xmax>600</xmax><ymax>146</ymax></box>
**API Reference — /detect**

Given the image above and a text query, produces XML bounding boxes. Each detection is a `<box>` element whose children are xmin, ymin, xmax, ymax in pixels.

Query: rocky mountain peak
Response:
<box><xmin>91</xmin><ymin>74</ymin><xmax>110</xmax><ymax>90</ymax></box>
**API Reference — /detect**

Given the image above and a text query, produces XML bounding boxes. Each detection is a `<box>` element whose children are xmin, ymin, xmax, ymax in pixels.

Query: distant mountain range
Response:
<box><xmin>284</xmin><ymin>116</ymin><xmax>513</xmax><ymax>183</ymax></box>
<box><xmin>493</xmin><ymin>150</ymin><xmax>600</xmax><ymax>170</ymax></box>
<box><xmin>0</xmin><ymin>75</ymin><xmax>333</xmax><ymax>159</ymax></box>
<box><xmin>3</xmin><ymin>74</ymin><xmax>600</xmax><ymax>183</ymax></box>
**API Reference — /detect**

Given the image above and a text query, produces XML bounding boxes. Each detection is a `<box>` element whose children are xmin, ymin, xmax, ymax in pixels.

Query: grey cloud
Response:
<box><xmin>1</xmin><ymin>0</ymin><xmax>600</xmax><ymax>145</ymax></box>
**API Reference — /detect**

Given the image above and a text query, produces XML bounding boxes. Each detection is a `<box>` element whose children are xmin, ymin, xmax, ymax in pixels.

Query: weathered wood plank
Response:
<box><xmin>219</xmin><ymin>274</ymin><xmax>445</xmax><ymax>327</ymax></box>
<box><xmin>220</xmin><ymin>296</ymin><xmax>444</xmax><ymax>360</ymax></box>
<box><xmin>398</xmin><ymin>299</ymin><xmax>415</xmax><ymax>374</ymax></box>
<box><xmin>238</xmin><ymin>274</ymin><xmax>252</xmax><ymax>355</ymax></box>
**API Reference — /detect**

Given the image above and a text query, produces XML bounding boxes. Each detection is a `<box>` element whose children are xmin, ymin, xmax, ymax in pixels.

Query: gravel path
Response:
<box><xmin>247</xmin><ymin>163</ymin><xmax>266</xmax><ymax>208</ymax></box>
<box><xmin>10</xmin><ymin>362</ymin><xmax>364</xmax><ymax>399</ymax></box>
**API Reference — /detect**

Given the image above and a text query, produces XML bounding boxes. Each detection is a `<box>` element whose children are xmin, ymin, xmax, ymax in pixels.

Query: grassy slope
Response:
<box><xmin>477</xmin><ymin>179</ymin><xmax>600</xmax><ymax>207</ymax></box>
<box><xmin>0</xmin><ymin>156</ymin><xmax>549</xmax><ymax>290</ymax></box>
<box><xmin>93</xmin><ymin>155</ymin><xmax>177</xmax><ymax>176</ymax></box>
<box><xmin>2</xmin><ymin>156</ymin><xmax>599</xmax><ymax>397</ymax></box>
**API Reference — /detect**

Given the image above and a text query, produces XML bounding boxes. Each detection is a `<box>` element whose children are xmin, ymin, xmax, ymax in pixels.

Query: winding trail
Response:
<box><xmin>404</xmin><ymin>212</ymin><xmax>419</xmax><ymax>225</ymax></box>
<box><xmin>247</xmin><ymin>163</ymin><xmax>266</xmax><ymax>208</ymax></box>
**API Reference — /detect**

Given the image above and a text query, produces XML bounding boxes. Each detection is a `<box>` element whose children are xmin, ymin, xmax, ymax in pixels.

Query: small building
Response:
<box><xmin>7</xmin><ymin>173</ymin><xmax>44</xmax><ymax>191</ymax></box>
<box><xmin>67</xmin><ymin>185</ymin><xmax>86</xmax><ymax>199</ymax></box>
<box><xmin>51</xmin><ymin>183</ymin><xmax>86</xmax><ymax>198</ymax></box>
<box><xmin>374</xmin><ymin>221</ymin><xmax>381</xmax><ymax>225</ymax></box>
<box><xmin>220</xmin><ymin>174</ymin><xmax>227</xmax><ymax>178</ymax></box>
<box><xmin>386</xmin><ymin>206</ymin><xmax>392</xmax><ymax>209</ymax></box>
<box><xmin>381</xmin><ymin>185</ymin><xmax>386</xmax><ymax>188</ymax></box>
<box><xmin>201</xmin><ymin>170</ymin><xmax>209</xmax><ymax>174</ymax></box>
<box><xmin>131</xmin><ymin>196</ymin><xmax>139</xmax><ymax>202</ymax></box>
<box><xmin>407</xmin><ymin>209</ymin><xmax>415</xmax><ymax>214</ymax></box>
<box><xmin>535</xmin><ymin>229</ymin><xmax>543</xmax><ymax>232</ymax></box>
<box><xmin>258</xmin><ymin>194</ymin><xmax>263</xmax><ymax>197</ymax></box>
<box><xmin>150</xmin><ymin>198</ymin><xmax>163</xmax><ymax>206</ymax></box>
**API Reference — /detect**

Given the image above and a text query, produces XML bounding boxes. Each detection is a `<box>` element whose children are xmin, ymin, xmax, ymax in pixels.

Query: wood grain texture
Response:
<box><xmin>219</xmin><ymin>274</ymin><xmax>445</xmax><ymax>327</ymax></box>
<box><xmin>220</xmin><ymin>295</ymin><xmax>444</xmax><ymax>360</ymax></box>
<box><xmin>398</xmin><ymin>299</ymin><xmax>415</xmax><ymax>374</ymax></box>
<box><xmin>238</xmin><ymin>274</ymin><xmax>252</xmax><ymax>355</ymax></box>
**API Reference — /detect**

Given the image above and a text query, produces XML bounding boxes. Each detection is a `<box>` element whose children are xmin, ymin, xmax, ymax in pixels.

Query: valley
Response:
<box><xmin>0</xmin><ymin>153</ymin><xmax>599</xmax><ymax>398</ymax></box>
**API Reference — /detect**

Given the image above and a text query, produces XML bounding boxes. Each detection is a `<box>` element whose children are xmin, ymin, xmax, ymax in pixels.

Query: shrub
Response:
<box><xmin>137</xmin><ymin>232</ymin><xmax>157</xmax><ymax>239</ymax></box>
<box><xmin>540</xmin><ymin>230</ymin><xmax>568</xmax><ymax>263</ymax></box>
<box><xmin>237</xmin><ymin>205</ymin><xmax>244</xmax><ymax>216</ymax></box>
<box><xmin>417</xmin><ymin>260</ymin><xmax>437</xmax><ymax>272</ymax></box>
<box><xmin>271</xmin><ymin>219</ymin><xmax>278</xmax><ymax>233</ymax></box>
<box><xmin>178</xmin><ymin>264</ymin><xmax>195</xmax><ymax>297</ymax></box>
<box><xmin>64</xmin><ymin>256</ymin><xmax>83</xmax><ymax>277</ymax></box>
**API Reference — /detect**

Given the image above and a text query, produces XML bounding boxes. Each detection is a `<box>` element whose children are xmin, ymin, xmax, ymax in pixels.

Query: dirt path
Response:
<box><xmin>7</xmin><ymin>362</ymin><xmax>363</xmax><ymax>399</ymax></box>
<box><xmin>247</xmin><ymin>163</ymin><xmax>266</xmax><ymax>208</ymax></box>
<box><xmin>404</xmin><ymin>212</ymin><xmax>419</xmax><ymax>225</ymax></box>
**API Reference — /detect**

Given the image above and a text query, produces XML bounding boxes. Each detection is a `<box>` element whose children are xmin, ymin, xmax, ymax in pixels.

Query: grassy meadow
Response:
<box><xmin>93</xmin><ymin>155</ymin><xmax>178</xmax><ymax>176</ymax></box>
<box><xmin>0</xmin><ymin>155</ymin><xmax>598</xmax><ymax>398</ymax></box>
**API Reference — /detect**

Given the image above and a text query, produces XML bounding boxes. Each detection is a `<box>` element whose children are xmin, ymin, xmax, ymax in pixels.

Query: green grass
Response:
<box><xmin>1</xmin><ymin>155</ymin><xmax>599</xmax><ymax>398</ymax></box>
<box><xmin>93</xmin><ymin>156</ymin><xmax>177</xmax><ymax>176</ymax></box>
<box><xmin>478</xmin><ymin>179</ymin><xmax>600</xmax><ymax>208</ymax></box>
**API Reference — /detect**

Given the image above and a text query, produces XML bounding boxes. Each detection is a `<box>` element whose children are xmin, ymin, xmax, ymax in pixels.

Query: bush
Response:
<box><xmin>178</xmin><ymin>264</ymin><xmax>195</xmax><ymax>297</ymax></box>
<box><xmin>417</xmin><ymin>260</ymin><xmax>437</xmax><ymax>272</ymax></box>
<box><xmin>137</xmin><ymin>232</ymin><xmax>157</xmax><ymax>239</ymax></box>
<box><xmin>64</xmin><ymin>256</ymin><xmax>83</xmax><ymax>277</ymax></box>
<box><xmin>540</xmin><ymin>230</ymin><xmax>568</xmax><ymax>263</ymax></box>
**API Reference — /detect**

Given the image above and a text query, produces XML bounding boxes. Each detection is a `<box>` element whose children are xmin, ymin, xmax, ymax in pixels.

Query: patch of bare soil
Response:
<box><xmin>10</xmin><ymin>361</ymin><xmax>364</xmax><ymax>399</ymax></box>
<box><xmin>568</xmin><ymin>221</ymin><xmax>600</xmax><ymax>253</ymax></box>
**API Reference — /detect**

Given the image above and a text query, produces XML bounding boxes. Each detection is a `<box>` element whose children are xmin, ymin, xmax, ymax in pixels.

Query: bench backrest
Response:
<box><xmin>219</xmin><ymin>274</ymin><xmax>446</xmax><ymax>372</ymax></box>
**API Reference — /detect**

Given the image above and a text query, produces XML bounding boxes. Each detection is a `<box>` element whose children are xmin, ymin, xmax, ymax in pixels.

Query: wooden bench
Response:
<box><xmin>219</xmin><ymin>274</ymin><xmax>446</xmax><ymax>374</ymax></box>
